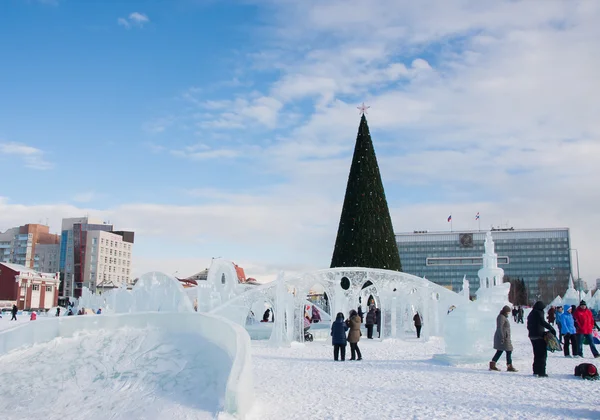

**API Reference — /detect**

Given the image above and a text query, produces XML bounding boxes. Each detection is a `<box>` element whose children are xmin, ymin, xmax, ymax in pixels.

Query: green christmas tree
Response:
<box><xmin>330</xmin><ymin>113</ymin><xmax>402</xmax><ymax>271</ymax></box>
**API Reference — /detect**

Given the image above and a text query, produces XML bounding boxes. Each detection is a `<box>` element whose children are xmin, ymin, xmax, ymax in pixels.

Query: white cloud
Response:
<box><xmin>118</xmin><ymin>12</ymin><xmax>150</xmax><ymax>29</ymax></box>
<box><xmin>102</xmin><ymin>0</ymin><xmax>600</xmax><ymax>284</ymax></box>
<box><xmin>0</xmin><ymin>142</ymin><xmax>53</xmax><ymax>170</ymax></box>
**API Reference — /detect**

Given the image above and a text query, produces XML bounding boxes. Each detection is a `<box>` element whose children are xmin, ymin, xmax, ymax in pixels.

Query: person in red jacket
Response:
<box><xmin>573</xmin><ymin>300</ymin><xmax>599</xmax><ymax>358</ymax></box>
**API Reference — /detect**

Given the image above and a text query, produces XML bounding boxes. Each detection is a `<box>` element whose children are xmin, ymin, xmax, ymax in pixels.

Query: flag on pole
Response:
<box><xmin>447</xmin><ymin>215</ymin><xmax>452</xmax><ymax>222</ymax></box>
<box><xmin>476</xmin><ymin>212</ymin><xmax>480</xmax><ymax>220</ymax></box>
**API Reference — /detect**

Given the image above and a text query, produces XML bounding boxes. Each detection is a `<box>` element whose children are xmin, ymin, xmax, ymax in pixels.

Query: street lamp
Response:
<box><xmin>569</xmin><ymin>248</ymin><xmax>581</xmax><ymax>286</ymax></box>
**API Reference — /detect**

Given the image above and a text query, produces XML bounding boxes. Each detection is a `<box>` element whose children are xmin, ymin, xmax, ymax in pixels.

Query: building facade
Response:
<box><xmin>84</xmin><ymin>230</ymin><xmax>134</xmax><ymax>293</ymax></box>
<box><xmin>34</xmin><ymin>243</ymin><xmax>60</xmax><ymax>273</ymax></box>
<box><xmin>0</xmin><ymin>262</ymin><xmax>60</xmax><ymax>310</ymax></box>
<box><xmin>0</xmin><ymin>224</ymin><xmax>60</xmax><ymax>268</ymax></box>
<box><xmin>59</xmin><ymin>217</ymin><xmax>134</xmax><ymax>298</ymax></box>
<box><xmin>396</xmin><ymin>228</ymin><xmax>572</xmax><ymax>302</ymax></box>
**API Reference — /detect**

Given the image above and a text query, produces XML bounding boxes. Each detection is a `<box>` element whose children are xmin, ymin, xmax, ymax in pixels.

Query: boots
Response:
<box><xmin>507</xmin><ymin>364</ymin><xmax>518</xmax><ymax>372</ymax></box>
<box><xmin>489</xmin><ymin>361</ymin><xmax>500</xmax><ymax>371</ymax></box>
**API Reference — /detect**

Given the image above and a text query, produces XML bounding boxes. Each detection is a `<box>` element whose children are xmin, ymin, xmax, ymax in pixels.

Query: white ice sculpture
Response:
<box><xmin>459</xmin><ymin>275</ymin><xmax>470</xmax><ymax>301</ymax></box>
<box><xmin>562</xmin><ymin>276</ymin><xmax>580</xmax><ymax>307</ymax></box>
<box><xmin>547</xmin><ymin>295</ymin><xmax>563</xmax><ymax>310</ymax></box>
<box><xmin>73</xmin><ymin>272</ymin><xmax>193</xmax><ymax>314</ymax></box>
<box><xmin>439</xmin><ymin>231</ymin><xmax>511</xmax><ymax>364</ymax></box>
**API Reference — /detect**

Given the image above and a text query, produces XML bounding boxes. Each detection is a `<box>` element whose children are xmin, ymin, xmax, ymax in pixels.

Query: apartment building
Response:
<box><xmin>0</xmin><ymin>224</ymin><xmax>60</xmax><ymax>268</ymax></box>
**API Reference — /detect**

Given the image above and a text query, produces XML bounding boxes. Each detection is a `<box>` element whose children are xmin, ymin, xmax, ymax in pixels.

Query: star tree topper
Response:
<box><xmin>357</xmin><ymin>102</ymin><xmax>370</xmax><ymax>115</ymax></box>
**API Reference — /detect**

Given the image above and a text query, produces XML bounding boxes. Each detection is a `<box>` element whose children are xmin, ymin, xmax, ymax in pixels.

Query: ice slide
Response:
<box><xmin>0</xmin><ymin>313</ymin><xmax>253</xmax><ymax>420</ymax></box>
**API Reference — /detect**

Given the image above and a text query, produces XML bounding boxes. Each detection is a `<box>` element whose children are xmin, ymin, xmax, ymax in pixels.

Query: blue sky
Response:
<box><xmin>1</xmin><ymin>0</ymin><xmax>599</xmax><ymax>285</ymax></box>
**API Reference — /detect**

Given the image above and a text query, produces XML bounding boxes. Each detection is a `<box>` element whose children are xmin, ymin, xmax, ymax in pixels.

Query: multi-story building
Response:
<box><xmin>84</xmin><ymin>230</ymin><xmax>134</xmax><ymax>293</ymax></box>
<box><xmin>396</xmin><ymin>228</ymin><xmax>572</xmax><ymax>303</ymax></box>
<box><xmin>0</xmin><ymin>224</ymin><xmax>60</xmax><ymax>268</ymax></box>
<box><xmin>0</xmin><ymin>262</ymin><xmax>60</xmax><ymax>310</ymax></box>
<box><xmin>34</xmin><ymin>243</ymin><xmax>60</xmax><ymax>273</ymax></box>
<box><xmin>59</xmin><ymin>217</ymin><xmax>134</xmax><ymax>298</ymax></box>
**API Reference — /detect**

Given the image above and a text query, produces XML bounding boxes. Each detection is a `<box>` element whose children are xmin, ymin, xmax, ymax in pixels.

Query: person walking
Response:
<box><xmin>512</xmin><ymin>307</ymin><xmax>518</xmax><ymax>322</ymax></box>
<box><xmin>559</xmin><ymin>305</ymin><xmax>577</xmax><ymax>358</ymax></box>
<box><xmin>10</xmin><ymin>304</ymin><xmax>18</xmax><ymax>321</ymax></box>
<box><xmin>413</xmin><ymin>312</ymin><xmax>423</xmax><ymax>338</ymax></box>
<box><xmin>490</xmin><ymin>305</ymin><xmax>517</xmax><ymax>372</ymax></box>
<box><xmin>527</xmin><ymin>301</ymin><xmax>556</xmax><ymax>377</ymax></box>
<box><xmin>573</xmin><ymin>300</ymin><xmax>600</xmax><ymax>358</ymax></box>
<box><xmin>375</xmin><ymin>308</ymin><xmax>381</xmax><ymax>338</ymax></box>
<box><xmin>330</xmin><ymin>312</ymin><xmax>348</xmax><ymax>361</ymax></box>
<box><xmin>347</xmin><ymin>309</ymin><xmax>363</xmax><ymax>360</ymax></box>
<box><xmin>517</xmin><ymin>306</ymin><xmax>524</xmax><ymax>324</ymax></box>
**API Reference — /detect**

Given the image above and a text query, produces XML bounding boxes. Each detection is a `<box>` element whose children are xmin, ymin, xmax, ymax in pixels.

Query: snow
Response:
<box><xmin>0</xmin><ymin>326</ymin><xmax>230</xmax><ymax>420</ymax></box>
<box><xmin>248</xmin><ymin>321</ymin><xmax>600</xmax><ymax>420</ymax></box>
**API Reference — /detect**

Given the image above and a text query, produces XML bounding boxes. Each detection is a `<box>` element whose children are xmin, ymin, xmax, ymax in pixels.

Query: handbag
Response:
<box><xmin>544</xmin><ymin>331</ymin><xmax>562</xmax><ymax>352</ymax></box>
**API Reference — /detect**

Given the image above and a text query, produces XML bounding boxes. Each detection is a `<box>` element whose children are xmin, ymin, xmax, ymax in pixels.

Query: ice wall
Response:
<box><xmin>0</xmin><ymin>312</ymin><xmax>253</xmax><ymax>419</ymax></box>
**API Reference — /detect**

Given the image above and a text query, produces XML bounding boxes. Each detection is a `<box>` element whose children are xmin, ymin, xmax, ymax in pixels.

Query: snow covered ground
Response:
<box><xmin>0</xmin><ymin>325</ymin><xmax>231</xmax><ymax>420</ymax></box>
<box><xmin>2</xmin><ymin>317</ymin><xmax>599</xmax><ymax>419</ymax></box>
<box><xmin>248</xmin><ymin>322</ymin><xmax>600</xmax><ymax>420</ymax></box>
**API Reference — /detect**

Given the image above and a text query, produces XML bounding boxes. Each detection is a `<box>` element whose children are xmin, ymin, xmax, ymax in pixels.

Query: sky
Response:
<box><xmin>0</xmin><ymin>0</ymin><xmax>599</xmax><ymax>286</ymax></box>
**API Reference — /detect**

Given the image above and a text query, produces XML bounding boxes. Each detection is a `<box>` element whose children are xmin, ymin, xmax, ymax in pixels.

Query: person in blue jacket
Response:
<box><xmin>331</xmin><ymin>312</ymin><xmax>349</xmax><ymax>361</ymax></box>
<box><xmin>559</xmin><ymin>304</ymin><xmax>577</xmax><ymax>357</ymax></box>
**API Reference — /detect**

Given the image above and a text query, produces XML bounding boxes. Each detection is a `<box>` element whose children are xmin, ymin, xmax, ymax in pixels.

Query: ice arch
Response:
<box><xmin>209</xmin><ymin>267</ymin><xmax>464</xmax><ymax>344</ymax></box>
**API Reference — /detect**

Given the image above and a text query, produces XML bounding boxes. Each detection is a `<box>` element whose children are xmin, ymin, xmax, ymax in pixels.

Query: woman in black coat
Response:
<box><xmin>330</xmin><ymin>312</ymin><xmax>349</xmax><ymax>361</ymax></box>
<box><xmin>527</xmin><ymin>301</ymin><xmax>556</xmax><ymax>377</ymax></box>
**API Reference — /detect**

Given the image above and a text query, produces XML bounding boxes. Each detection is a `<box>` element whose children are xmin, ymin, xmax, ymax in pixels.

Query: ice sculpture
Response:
<box><xmin>459</xmin><ymin>275</ymin><xmax>470</xmax><ymax>301</ymax></box>
<box><xmin>438</xmin><ymin>231</ymin><xmax>511</xmax><ymax>364</ymax></box>
<box><xmin>72</xmin><ymin>271</ymin><xmax>193</xmax><ymax>314</ymax></box>
<box><xmin>562</xmin><ymin>276</ymin><xmax>580</xmax><ymax>307</ymax></box>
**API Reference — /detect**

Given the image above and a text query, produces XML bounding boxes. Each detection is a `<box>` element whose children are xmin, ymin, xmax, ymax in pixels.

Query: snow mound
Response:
<box><xmin>0</xmin><ymin>327</ymin><xmax>229</xmax><ymax>420</ymax></box>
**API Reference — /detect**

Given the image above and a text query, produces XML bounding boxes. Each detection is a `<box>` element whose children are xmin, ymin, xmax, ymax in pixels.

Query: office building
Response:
<box><xmin>59</xmin><ymin>217</ymin><xmax>134</xmax><ymax>298</ymax></box>
<box><xmin>396</xmin><ymin>228</ymin><xmax>572</xmax><ymax>302</ymax></box>
<box><xmin>0</xmin><ymin>224</ymin><xmax>60</xmax><ymax>268</ymax></box>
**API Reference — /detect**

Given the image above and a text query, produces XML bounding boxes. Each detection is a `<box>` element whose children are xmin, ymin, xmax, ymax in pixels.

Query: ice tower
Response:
<box><xmin>477</xmin><ymin>231</ymin><xmax>504</xmax><ymax>290</ymax></box>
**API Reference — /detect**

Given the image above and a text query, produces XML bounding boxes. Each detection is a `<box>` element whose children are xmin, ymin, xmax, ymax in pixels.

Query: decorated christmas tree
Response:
<box><xmin>330</xmin><ymin>112</ymin><xmax>402</xmax><ymax>271</ymax></box>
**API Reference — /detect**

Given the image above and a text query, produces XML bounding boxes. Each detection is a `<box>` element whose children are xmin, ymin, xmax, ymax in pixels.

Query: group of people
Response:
<box><xmin>330</xmin><ymin>305</ymin><xmax>424</xmax><ymax>361</ymax></box>
<box><xmin>511</xmin><ymin>306</ymin><xmax>525</xmax><ymax>324</ymax></box>
<box><xmin>330</xmin><ymin>310</ymin><xmax>363</xmax><ymax>361</ymax></box>
<box><xmin>490</xmin><ymin>299</ymin><xmax>599</xmax><ymax>377</ymax></box>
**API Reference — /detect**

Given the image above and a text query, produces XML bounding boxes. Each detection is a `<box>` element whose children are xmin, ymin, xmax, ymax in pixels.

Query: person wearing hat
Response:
<box><xmin>527</xmin><ymin>301</ymin><xmax>556</xmax><ymax>377</ymax></box>
<box><xmin>490</xmin><ymin>305</ymin><xmax>517</xmax><ymax>372</ymax></box>
<box><xmin>573</xmin><ymin>300</ymin><xmax>599</xmax><ymax>358</ymax></box>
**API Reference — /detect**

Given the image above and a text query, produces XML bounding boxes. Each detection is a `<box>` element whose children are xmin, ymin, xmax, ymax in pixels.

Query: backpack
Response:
<box><xmin>544</xmin><ymin>331</ymin><xmax>562</xmax><ymax>352</ymax></box>
<box><xmin>574</xmin><ymin>363</ymin><xmax>599</xmax><ymax>380</ymax></box>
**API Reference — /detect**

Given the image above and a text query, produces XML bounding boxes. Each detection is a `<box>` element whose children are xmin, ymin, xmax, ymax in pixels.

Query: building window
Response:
<box><xmin>46</xmin><ymin>286</ymin><xmax>52</xmax><ymax>292</ymax></box>
<box><xmin>92</xmin><ymin>238</ymin><xmax>98</xmax><ymax>245</ymax></box>
<box><xmin>32</xmin><ymin>284</ymin><xmax>39</xmax><ymax>291</ymax></box>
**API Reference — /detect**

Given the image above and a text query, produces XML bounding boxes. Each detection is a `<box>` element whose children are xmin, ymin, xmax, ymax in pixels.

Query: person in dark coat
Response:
<box><xmin>331</xmin><ymin>312</ymin><xmax>349</xmax><ymax>361</ymax></box>
<box><xmin>10</xmin><ymin>304</ymin><xmax>18</xmax><ymax>321</ymax></box>
<box><xmin>357</xmin><ymin>305</ymin><xmax>364</xmax><ymax>322</ymax></box>
<box><xmin>346</xmin><ymin>310</ymin><xmax>362</xmax><ymax>360</ymax></box>
<box><xmin>527</xmin><ymin>301</ymin><xmax>556</xmax><ymax>377</ymax></box>
<box><xmin>512</xmin><ymin>307</ymin><xmax>518</xmax><ymax>322</ymax></box>
<box><xmin>56</xmin><ymin>307</ymin><xmax>61</xmax><ymax>317</ymax></box>
<box><xmin>517</xmin><ymin>306</ymin><xmax>524</xmax><ymax>324</ymax></box>
<box><xmin>547</xmin><ymin>307</ymin><xmax>556</xmax><ymax>325</ymax></box>
<box><xmin>365</xmin><ymin>305</ymin><xmax>376</xmax><ymax>339</ymax></box>
<box><xmin>413</xmin><ymin>312</ymin><xmax>423</xmax><ymax>338</ymax></box>
<box><xmin>490</xmin><ymin>305</ymin><xmax>517</xmax><ymax>372</ymax></box>
<box><xmin>262</xmin><ymin>309</ymin><xmax>271</xmax><ymax>322</ymax></box>
<box><xmin>375</xmin><ymin>308</ymin><xmax>381</xmax><ymax>338</ymax></box>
